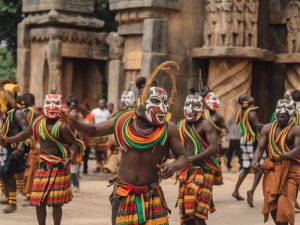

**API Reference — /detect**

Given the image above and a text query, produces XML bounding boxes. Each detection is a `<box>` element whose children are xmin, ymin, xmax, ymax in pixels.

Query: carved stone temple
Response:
<box><xmin>17</xmin><ymin>0</ymin><xmax>300</xmax><ymax>122</ymax></box>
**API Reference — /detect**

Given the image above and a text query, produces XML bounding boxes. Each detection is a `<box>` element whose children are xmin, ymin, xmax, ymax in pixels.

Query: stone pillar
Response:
<box><xmin>107</xmin><ymin>32</ymin><xmax>125</xmax><ymax>106</ymax></box>
<box><xmin>46</xmin><ymin>39</ymin><xmax>62</xmax><ymax>94</ymax></box>
<box><xmin>16</xmin><ymin>22</ymin><xmax>31</xmax><ymax>93</ymax></box>
<box><xmin>140</xmin><ymin>19</ymin><xmax>168</xmax><ymax>77</ymax></box>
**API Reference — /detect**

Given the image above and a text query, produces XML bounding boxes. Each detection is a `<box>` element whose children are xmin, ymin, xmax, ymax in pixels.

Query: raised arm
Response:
<box><xmin>252</xmin><ymin>124</ymin><xmax>271</xmax><ymax>169</ymax></box>
<box><xmin>249</xmin><ymin>110</ymin><xmax>264</xmax><ymax>133</ymax></box>
<box><xmin>189</xmin><ymin>121</ymin><xmax>218</xmax><ymax>163</ymax></box>
<box><xmin>157</xmin><ymin>122</ymin><xmax>188</xmax><ymax>179</ymax></box>
<box><xmin>59</xmin><ymin>110</ymin><xmax>114</xmax><ymax>137</ymax></box>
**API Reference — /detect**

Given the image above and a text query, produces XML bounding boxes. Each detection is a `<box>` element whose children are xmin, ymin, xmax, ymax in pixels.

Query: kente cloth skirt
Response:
<box><xmin>30</xmin><ymin>160</ymin><xmax>72</xmax><ymax>206</ymax></box>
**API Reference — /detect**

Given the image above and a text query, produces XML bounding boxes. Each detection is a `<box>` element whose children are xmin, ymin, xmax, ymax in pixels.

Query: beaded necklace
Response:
<box><xmin>177</xmin><ymin>119</ymin><xmax>218</xmax><ymax>171</ymax></box>
<box><xmin>114</xmin><ymin>110</ymin><xmax>168</xmax><ymax>152</ymax></box>
<box><xmin>236</xmin><ymin>106</ymin><xmax>259</xmax><ymax>141</ymax></box>
<box><xmin>268</xmin><ymin>119</ymin><xmax>295</xmax><ymax>160</ymax></box>
<box><xmin>33</xmin><ymin>116</ymin><xmax>85</xmax><ymax>158</ymax></box>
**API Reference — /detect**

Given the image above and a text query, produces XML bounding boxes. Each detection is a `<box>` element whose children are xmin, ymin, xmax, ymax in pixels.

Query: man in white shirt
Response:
<box><xmin>91</xmin><ymin>99</ymin><xmax>110</xmax><ymax>173</ymax></box>
<box><xmin>91</xmin><ymin>99</ymin><xmax>110</xmax><ymax>124</ymax></box>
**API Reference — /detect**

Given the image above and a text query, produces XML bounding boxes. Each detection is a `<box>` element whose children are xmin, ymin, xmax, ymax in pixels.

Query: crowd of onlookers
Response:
<box><xmin>62</xmin><ymin>96</ymin><xmax>121</xmax><ymax>192</ymax></box>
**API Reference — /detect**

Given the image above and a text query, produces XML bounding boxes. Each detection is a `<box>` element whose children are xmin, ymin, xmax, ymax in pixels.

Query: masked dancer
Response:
<box><xmin>202</xmin><ymin>87</ymin><xmax>227</xmax><ymax>185</ymax></box>
<box><xmin>252</xmin><ymin>98</ymin><xmax>300</xmax><ymax>225</ymax></box>
<box><xmin>0</xmin><ymin>81</ymin><xmax>29</xmax><ymax>213</ymax></box>
<box><xmin>59</xmin><ymin>61</ymin><xmax>188</xmax><ymax>225</ymax></box>
<box><xmin>232</xmin><ymin>94</ymin><xmax>264</xmax><ymax>208</ymax></box>
<box><xmin>177</xmin><ymin>88</ymin><xmax>218</xmax><ymax>225</ymax></box>
<box><xmin>1</xmin><ymin>92</ymin><xmax>85</xmax><ymax>225</ymax></box>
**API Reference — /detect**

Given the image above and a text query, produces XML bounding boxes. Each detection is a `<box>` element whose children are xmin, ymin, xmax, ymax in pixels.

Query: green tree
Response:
<box><xmin>0</xmin><ymin>0</ymin><xmax>22</xmax><ymax>62</ymax></box>
<box><xmin>0</xmin><ymin>47</ymin><xmax>16</xmax><ymax>80</ymax></box>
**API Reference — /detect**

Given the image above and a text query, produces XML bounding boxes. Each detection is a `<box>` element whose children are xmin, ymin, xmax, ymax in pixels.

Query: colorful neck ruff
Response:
<box><xmin>236</xmin><ymin>106</ymin><xmax>259</xmax><ymax>142</ymax></box>
<box><xmin>177</xmin><ymin>119</ymin><xmax>218</xmax><ymax>171</ymax></box>
<box><xmin>204</xmin><ymin>110</ymin><xmax>222</xmax><ymax>131</ymax></box>
<box><xmin>33</xmin><ymin>116</ymin><xmax>85</xmax><ymax>158</ymax></box>
<box><xmin>268</xmin><ymin>119</ymin><xmax>295</xmax><ymax>161</ymax></box>
<box><xmin>113</xmin><ymin>110</ymin><xmax>168</xmax><ymax>151</ymax></box>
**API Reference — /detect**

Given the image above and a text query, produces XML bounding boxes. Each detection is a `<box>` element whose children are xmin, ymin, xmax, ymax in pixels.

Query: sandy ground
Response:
<box><xmin>0</xmin><ymin>164</ymin><xmax>299</xmax><ymax>225</ymax></box>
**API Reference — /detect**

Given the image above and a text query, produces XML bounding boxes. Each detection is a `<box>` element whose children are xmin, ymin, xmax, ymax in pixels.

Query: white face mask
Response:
<box><xmin>121</xmin><ymin>90</ymin><xmax>135</xmax><ymax>108</ymax></box>
<box><xmin>142</xmin><ymin>87</ymin><xmax>169</xmax><ymax>125</ymax></box>
<box><xmin>184</xmin><ymin>95</ymin><xmax>203</xmax><ymax>122</ymax></box>
<box><xmin>43</xmin><ymin>94</ymin><xmax>62</xmax><ymax>119</ymax></box>
<box><xmin>204</xmin><ymin>92</ymin><xmax>220</xmax><ymax>111</ymax></box>
<box><xmin>275</xmin><ymin>99</ymin><xmax>295</xmax><ymax>117</ymax></box>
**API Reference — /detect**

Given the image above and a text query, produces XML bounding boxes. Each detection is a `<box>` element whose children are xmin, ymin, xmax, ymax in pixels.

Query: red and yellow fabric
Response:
<box><xmin>177</xmin><ymin>119</ymin><xmax>218</xmax><ymax>172</ymax></box>
<box><xmin>268</xmin><ymin>119</ymin><xmax>300</xmax><ymax>163</ymax></box>
<box><xmin>111</xmin><ymin>177</ymin><xmax>170</xmax><ymax>225</ymax></box>
<box><xmin>30</xmin><ymin>154</ymin><xmax>72</xmax><ymax>206</ymax></box>
<box><xmin>178</xmin><ymin>164</ymin><xmax>215</xmax><ymax>222</ymax></box>
<box><xmin>203</xmin><ymin>110</ymin><xmax>224</xmax><ymax>185</ymax></box>
<box><xmin>236</xmin><ymin>107</ymin><xmax>259</xmax><ymax>142</ymax></box>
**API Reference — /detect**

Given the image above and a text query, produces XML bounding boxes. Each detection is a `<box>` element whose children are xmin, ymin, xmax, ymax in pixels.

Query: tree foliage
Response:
<box><xmin>0</xmin><ymin>0</ymin><xmax>22</xmax><ymax>62</ymax></box>
<box><xmin>0</xmin><ymin>47</ymin><xmax>16</xmax><ymax>80</ymax></box>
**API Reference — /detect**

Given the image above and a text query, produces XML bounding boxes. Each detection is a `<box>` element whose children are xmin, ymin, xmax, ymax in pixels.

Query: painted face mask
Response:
<box><xmin>142</xmin><ymin>87</ymin><xmax>169</xmax><ymax>126</ymax></box>
<box><xmin>43</xmin><ymin>94</ymin><xmax>62</xmax><ymax>119</ymax></box>
<box><xmin>184</xmin><ymin>94</ymin><xmax>203</xmax><ymax>122</ymax></box>
<box><xmin>121</xmin><ymin>90</ymin><xmax>135</xmax><ymax>109</ymax></box>
<box><xmin>204</xmin><ymin>92</ymin><xmax>220</xmax><ymax>111</ymax></box>
<box><xmin>275</xmin><ymin>99</ymin><xmax>295</xmax><ymax>126</ymax></box>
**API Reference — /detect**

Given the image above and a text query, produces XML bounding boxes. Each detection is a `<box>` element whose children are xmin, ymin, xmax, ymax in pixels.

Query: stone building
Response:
<box><xmin>17</xmin><ymin>0</ymin><xmax>300</xmax><ymax>122</ymax></box>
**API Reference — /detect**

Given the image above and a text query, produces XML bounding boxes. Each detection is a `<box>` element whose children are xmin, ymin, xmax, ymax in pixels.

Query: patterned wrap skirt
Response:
<box><xmin>110</xmin><ymin>176</ymin><xmax>170</xmax><ymax>225</ymax></box>
<box><xmin>30</xmin><ymin>156</ymin><xmax>72</xmax><ymax>206</ymax></box>
<box><xmin>178</xmin><ymin>164</ymin><xmax>215</xmax><ymax>222</ymax></box>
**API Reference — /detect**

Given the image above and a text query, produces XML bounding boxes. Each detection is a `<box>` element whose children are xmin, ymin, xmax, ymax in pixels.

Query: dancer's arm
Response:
<box><xmin>252</xmin><ymin>124</ymin><xmax>271</xmax><ymax>169</ymax></box>
<box><xmin>157</xmin><ymin>122</ymin><xmax>188</xmax><ymax>179</ymax></box>
<box><xmin>59</xmin><ymin>110</ymin><xmax>114</xmax><ymax>137</ymax></box>
<box><xmin>249</xmin><ymin>110</ymin><xmax>264</xmax><ymax>132</ymax></box>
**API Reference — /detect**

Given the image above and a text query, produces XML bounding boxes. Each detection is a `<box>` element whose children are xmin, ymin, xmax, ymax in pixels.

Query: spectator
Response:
<box><xmin>91</xmin><ymin>99</ymin><xmax>110</xmax><ymax>173</ymax></box>
<box><xmin>225</xmin><ymin>116</ymin><xmax>242</xmax><ymax>172</ymax></box>
<box><xmin>78</xmin><ymin>104</ymin><xmax>94</xmax><ymax>175</ymax></box>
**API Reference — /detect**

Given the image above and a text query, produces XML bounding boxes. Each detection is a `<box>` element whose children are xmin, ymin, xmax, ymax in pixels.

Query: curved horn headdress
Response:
<box><xmin>140</xmin><ymin>61</ymin><xmax>180</xmax><ymax>114</ymax></box>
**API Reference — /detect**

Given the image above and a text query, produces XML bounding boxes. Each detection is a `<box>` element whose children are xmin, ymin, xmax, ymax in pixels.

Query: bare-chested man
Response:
<box><xmin>0</xmin><ymin>82</ymin><xmax>29</xmax><ymax>213</ymax></box>
<box><xmin>60</xmin><ymin>75</ymin><xmax>187</xmax><ymax>225</ymax></box>
<box><xmin>252</xmin><ymin>98</ymin><xmax>300</xmax><ymax>225</ymax></box>
<box><xmin>202</xmin><ymin>87</ymin><xmax>227</xmax><ymax>185</ymax></box>
<box><xmin>1</xmin><ymin>92</ymin><xmax>85</xmax><ymax>225</ymax></box>
<box><xmin>232</xmin><ymin>94</ymin><xmax>264</xmax><ymax>208</ymax></box>
<box><xmin>177</xmin><ymin>89</ymin><xmax>218</xmax><ymax>225</ymax></box>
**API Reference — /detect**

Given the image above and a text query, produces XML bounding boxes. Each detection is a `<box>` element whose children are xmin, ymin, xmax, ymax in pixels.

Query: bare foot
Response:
<box><xmin>2</xmin><ymin>204</ymin><xmax>17</xmax><ymax>213</ymax></box>
<box><xmin>247</xmin><ymin>190</ymin><xmax>254</xmax><ymax>208</ymax></box>
<box><xmin>232</xmin><ymin>191</ymin><xmax>245</xmax><ymax>201</ymax></box>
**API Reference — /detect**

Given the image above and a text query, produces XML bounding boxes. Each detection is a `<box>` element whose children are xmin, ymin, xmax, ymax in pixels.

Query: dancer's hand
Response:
<box><xmin>251</xmin><ymin>161</ymin><xmax>261</xmax><ymax>172</ymax></box>
<box><xmin>0</xmin><ymin>135</ymin><xmax>7</xmax><ymax>146</ymax></box>
<box><xmin>279</xmin><ymin>152</ymin><xmax>291</xmax><ymax>160</ymax></box>
<box><xmin>59</xmin><ymin>110</ymin><xmax>72</xmax><ymax>125</ymax></box>
<box><xmin>157</xmin><ymin>163</ymin><xmax>176</xmax><ymax>179</ymax></box>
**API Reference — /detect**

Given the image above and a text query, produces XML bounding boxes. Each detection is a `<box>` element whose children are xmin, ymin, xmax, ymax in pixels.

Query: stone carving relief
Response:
<box><xmin>106</xmin><ymin>32</ymin><xmax>125</xmax><ymax>60</ymax></box>
<box><xmin>244</xmin><ymin>0</ymin><xmax>258</xmax><ymax>47</ymax></box>
<box><xmin>232</xmin><ymin>0</ymin><xmax>244</xmax><ymax>46</ymax></box>
<box><xmin>203</xmin><ymin>0</ymin><xmax>259</xmax><ymax>47</ymax></box>
<box><xmin>286</xmin><ymin>1</ymin><xmax>300</xmax><ymax>53</ymax></box>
